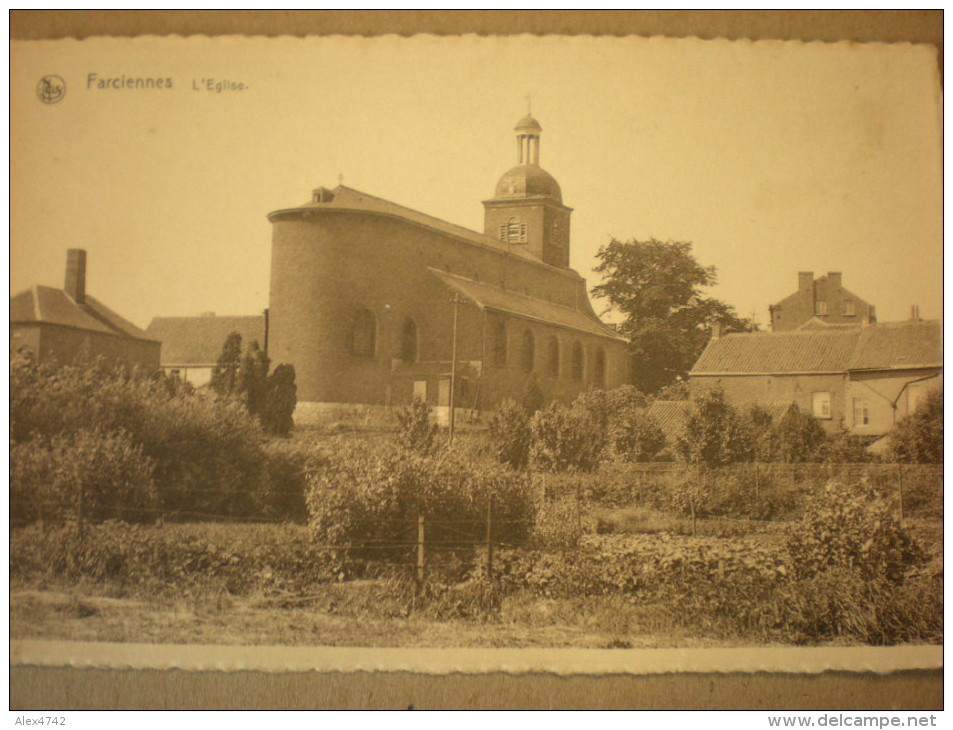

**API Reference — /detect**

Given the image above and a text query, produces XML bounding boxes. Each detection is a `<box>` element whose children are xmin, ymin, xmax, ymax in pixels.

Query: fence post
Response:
<box><xmin>416</xmin><ymin>514</ymin><xmax>426</xmax><ymax>589</ymax></box>
<box><xmin>754</xmin><ymin>463</ymin><xmax>761</xmax><ymax>502</ymax></box>
<box><xmin>485</xmin><ymin>496</ymin><xmax>493</xmax><ymax>581</ymax></box>
<box><xmin>896</xmin><ymin>464</ymin><xmax>905</xmax><ymax>522</ymax></box>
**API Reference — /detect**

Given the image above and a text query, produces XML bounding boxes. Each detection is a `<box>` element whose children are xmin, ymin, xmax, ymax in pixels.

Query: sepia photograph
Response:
<box><xmin>9</xmin><ymin>24</ymin><xmax>943</xmax><ymax>708</ymax></box>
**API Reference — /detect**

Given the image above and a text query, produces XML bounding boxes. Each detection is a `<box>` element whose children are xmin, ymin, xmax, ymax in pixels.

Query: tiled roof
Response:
<box><xmin>10</xmin><ymin>285</ymin><xmax>156</xmax><ymax>341</ymax></box>
<box><xmin>429</xmin><ymin>268</ymin><xmax>626</xmax><ymax>342</ymax></box>
<box><xmin>145</xmin><ymin>315</ymin><xmax>266</xmax><ymax>366</ymax></box>
<box><xmin>848</xmin><ymin>320</ymin><xmax>942</xmax><ymax>370</ymax></box>
<box><xmin>269</xmin><ymin>185</ymin><xmax>580</xmax><ymax>275</ymax></box>
<box><xmin>691</xmin><ymin>329</ymin><xmax>860</xmax><ymax>374</ymax></box>
<box><xmin>691</xmin><ymin>320</ymin><xmax>942</xmax><ymax>375</ymax></box>
<box><xmin>646</xmin><ymin>400</ymin><xmax>692</xmax><ymax>443</ymax></box>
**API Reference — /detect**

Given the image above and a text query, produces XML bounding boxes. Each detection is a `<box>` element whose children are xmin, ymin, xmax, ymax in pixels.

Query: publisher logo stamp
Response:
<box><xmin>37</xmin><ymin>75</ymin><xmax>66</xmax><ymax>104</ymax></box>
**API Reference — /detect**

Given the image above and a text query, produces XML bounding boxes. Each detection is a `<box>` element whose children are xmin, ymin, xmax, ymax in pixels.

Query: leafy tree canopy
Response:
<box><xmin>592</xmin><ymin>238</ymin><xmax>752</xmax><ymax>393</ymax></box>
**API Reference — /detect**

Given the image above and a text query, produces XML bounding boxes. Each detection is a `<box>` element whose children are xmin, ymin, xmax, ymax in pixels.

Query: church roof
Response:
<box><xmin>429</xmin><ymin>268</ymin><xmax>626</xmax><ymax>342</ymax></box>
<box><xmin>11</xmin><ymin>285</ymin><xmax>156</xmax><ymax>341</ymax></box>
<box><xmin>515</xmin><ymin>114</ymin><xmax>542</xmax><ymax>133</ymax></box>
<box><xmin>494</xmin><ymin>164</ymin><xmax>563</xmax><ymax>203</ymax></box>
<box><xmin>270</xmin><ymin>185</ymin><xmax>577</xmax><ymax>275</ymax></box>
<box><xmin>145</xmin><ymin>314</ymin><xmax>266</xmax><ymax>366</ymax></box>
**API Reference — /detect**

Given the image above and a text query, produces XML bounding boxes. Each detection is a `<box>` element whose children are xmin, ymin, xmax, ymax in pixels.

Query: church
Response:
<box><xmin>267</xmin><ymin>115</ymin><xmax>630</xmax><ymax>424</ymax></box>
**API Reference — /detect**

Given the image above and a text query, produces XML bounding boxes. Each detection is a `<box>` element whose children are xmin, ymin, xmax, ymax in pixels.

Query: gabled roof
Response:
<box><xmin>11</xmin><ymin>285</ymin><xmax>156</xmax><ymax>341</ymax></box>
<box><xmin>691</xmin><ymin>329</ymin><xmax>860</xmax><ymax>375</ymax></box>
<box><xmin>690</xmin><ymin>320</ymin><xmax>942</xmax><ymax>376</ymax></box>
<box><xmin>847</xmin><ymin>320</ymin><xmax>942</xmax><ymax>371</ymax></box>
<box><xmin>145</xmin><ymin>315</ymin><xmax>266</xmax><ymax>366</ymax></box>
<box><xmin>429</xmin><ymin>268</ymin><xmax>626</xmax><ymax>342</ymax></box>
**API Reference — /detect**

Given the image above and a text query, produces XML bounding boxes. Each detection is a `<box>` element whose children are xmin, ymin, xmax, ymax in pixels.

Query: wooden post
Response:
<box><xmin>448</xmin><ymin>297</ymin><xmax>460</xmax><ymax>446</ymax></box>
<box><xmin>896</xmin><ymin>464</ymin><xmax>905</xmax><ymax>521</ymax></box>
<box><xmin>754</xmin><ymin>463</ymin><xmax>761</xmax><ymax>502</ymax></box>
<box><xmin>689</xmin><ymin>496</ymin><xmax>697</xmax><ymax>537</ymax></box>
<box><xmin>485</xmin><ymin>496</ymin><xmax>493</xmax><ymax>580</ymax></box>
<box><xmin>416</xmin><ymin>514</ymin><xmax>426</xmax><ymax>588</ymax></box>
<box><xmin>575</xmin><ymin>480</ymin><xmax>582</xmax><ymax>536</ymax></box>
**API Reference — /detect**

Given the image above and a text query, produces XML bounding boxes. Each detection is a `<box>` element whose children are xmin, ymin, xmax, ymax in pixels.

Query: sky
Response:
<box><xmin>11</xmin><ymin>35</ymin><xmax>943</xmax><ymax>330</ymax></box>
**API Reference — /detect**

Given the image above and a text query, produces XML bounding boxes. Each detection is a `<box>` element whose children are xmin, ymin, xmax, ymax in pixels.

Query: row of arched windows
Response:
<box><xmin>352</xmin><ymin>308</ymin><xmax>607</xmax><ymax>388</ymax></box>
<box><xmin>492</xmin><ymin>320</ymin><xmax>606</xmax><ymax>387</ymax></box>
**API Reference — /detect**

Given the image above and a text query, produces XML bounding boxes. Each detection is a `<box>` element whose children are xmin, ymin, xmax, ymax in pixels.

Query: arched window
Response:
<box><xmin>499</xmin><ymin>216</ymin><xmax>527</xmax><ymax>244</ymax></box>
<box><xmin>570</xmin><ymin>341</ymin><xmax>584</xmax><ymax>381</ymax></box>
<box><xmin>351</xmin><ymin>308</ymin><xmax>376</xmax><ymax>357</ymax></box>
<box><xmin>399</xmin><ymin>318</ymin><xmax>417</xmax><ymax>363</ymax></box>
<box><xmin>547</xmin><ymin>335</ymin><xmax>560</xmax><ymax>377</ymax></box>
<box><xmin>492</xmin><ymin>319</ymin><xmax>507</xmax><ymax>367</ymax></box>
<box><xmin>593</xmin><ymin>347</ymin><xmax>606</xmax><ymax>389</ymax></box>
<box><xmin>521</xmin><ymin>329</ymin><xmax>535</xmax><ymax>372</ymax></box>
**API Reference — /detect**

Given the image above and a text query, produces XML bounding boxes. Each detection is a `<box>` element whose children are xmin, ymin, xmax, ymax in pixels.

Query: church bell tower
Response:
<box><xmin>483</xmin><ymin>114</ymin><xmax>572</xmax><ymax>268</ymax></box>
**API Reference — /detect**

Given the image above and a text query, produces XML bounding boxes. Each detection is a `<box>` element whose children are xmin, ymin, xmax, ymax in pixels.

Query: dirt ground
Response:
<box><xmin>10</xmin><ymin>588</ymin><xmax>747</xmax><ymax>650</ymax></box>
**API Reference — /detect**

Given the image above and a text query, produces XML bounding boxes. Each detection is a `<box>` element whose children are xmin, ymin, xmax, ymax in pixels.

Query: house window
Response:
<box><xmin>843</xmin><ymin>300</ymin><xmax>856</xmax><ymax>316</ymax></box>
<box><xmin>570</xmin><ymin>341</ymin><xmax>584</xmax><ymax>381</ymax></box>
<box><xmin>492</xmin><ymin>319</ymin><xmax>507</xmax><ymax>367</ymax></box>
<box><xmin>521</xmin><ymin>329</ymin><xmax>535</xmax><ymax>372</ymax></box>
<box><xmin>853</xmin><ymin>397</ymin><xmax>870</xmax><ymax>427</ymax></box>
<box><xmin>351</xmin><ymin>308</ymin><xmax>376</xmax><ymax>357</ymax></box>
<box><xmin>547</xmin><ymin>335</ymin><xmax>560</xmax><ymax>377</ymax></box>
<box><xmin>399</xmin><ymin>318</ymin><xmax>418</xmax><ymax>363</ymax></box>
<box><xmin>499</xmin><ymin>217</ymin><xmax>527</xmax><ymax>244</ymax></box>
<box><xmin>811</xmin><ymin>391</ymin><xmax>832</xmax><ymax>419</ymax></box>
<box><xmin>815</xmin><ymin>300</ymin><xmax>827</xmax><ymax>316</ymax></box>
<box><xmin>593</xmin><ymin>347</ymin><xmax>606</xmax><ymax>389</ymax></box>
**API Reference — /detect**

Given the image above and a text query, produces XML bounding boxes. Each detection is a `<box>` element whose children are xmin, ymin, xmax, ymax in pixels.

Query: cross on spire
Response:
<box><xmin>525</xmin><ymin>92</ymin><xmax>532</xmax><ymax>115</ymax></box>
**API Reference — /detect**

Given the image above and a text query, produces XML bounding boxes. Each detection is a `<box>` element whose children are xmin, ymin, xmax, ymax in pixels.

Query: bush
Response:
<box><xmin>255</xmin><ymin>439</ymin><xmax>327</xmax><ymax>522</ymax></box>
<box><xmin>529</xmin><ymin>402</ymin><xmax>604</xmax><ymax>473</ymax></box>
<box><xmin>888</xmin><ymin>389</ymin><xmax>943</xmax><ymax>463</ymax></box>
<box><xmin>677</xmin><ymin>389</ymin><xmax>753</xmax><ymax>467</ymax></box>
<box><xmin>11</xmin><ymin>428</ymin><xmax>157</xmax><ymax>526</ymax></box>
<box><xmin>395</xmin><ymin>397</ymin><xmax>438</xmax><ymax>454</ymax></box>
<box><xmin>488</xmin><ymin>399</ymin><xmax>532</xmax><ymax>470</ymax></box>
<box><xmin>573</xmin><ymin>386</ymin><xmax>665</xmax><ymax>463</ymax></box>
<box><xmin>306</xmin><ymin>442</ymin><xmax>535</xmax><ymax>567</ymax></box>
<box><xmin>786</xmin><ymin>480</ymin><xmax>923</xmax><ymax>584</ymax></box>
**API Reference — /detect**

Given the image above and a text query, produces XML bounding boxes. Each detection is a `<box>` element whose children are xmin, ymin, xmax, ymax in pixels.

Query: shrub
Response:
<box><xmin>487</xmin><ymin>399</ymin><xmax>532</xmax><ymax>470</ymax></box>
<box><xmin>254</xmin><ymin>439</ymin><xmax>326</xmax><ymax>522</ymax></box>
<box><xmin>572</xmin><ymin>386</ymin><xmax>664</xmax><ymax>462</ymax></box>
<box><xmin>759</xmin><ymin>404</ymin><xmax>827</xmax><ymax>463</ymax></box>
<box><xmin>529</xmin><ymin>401</ymin><xmax>604</xmax><ymax>473</ymax></box>
<box><xmin>11</xmin><ymin>428</ymin><xmax>157</xmax><ymax>526</ymax></box>
<box><xmin>677</xmin><ymin>389</ymin><xmax>753</xmax><ymax>467</ymax></box>
<box><xmin>394</xmin><ymin>397</ymin><xmax>437</xmax><ymax>454</ymax></box>
<box><xmin>262</xmin><ymin>364</ymin><xmax>297</xmax><ymax>437</ymax></box>
<box><xmin>887</xmin><ymin>389</ymin><xmax>943</xmax><ymax>463</ymax></box>
<box><xmin>306</xmin><ymin>442</ymin><xmax>535</xmax><ymax>567</ymax></box>
<box><xmin>786</xmin><ymin>480</ymin><xmax>923</xmax><ymax>584</ymax></box>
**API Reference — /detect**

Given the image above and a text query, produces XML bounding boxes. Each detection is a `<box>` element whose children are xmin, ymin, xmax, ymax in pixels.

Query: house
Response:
<box><xmin>688</xmin><ymin>319</ymin><xmax>942</xmax><ymax>436</ymax></box>
<box><xmin>10</xmin><ymin>249</ymin><xmax>160</xmax><ymax>371</ymax></box>
<box><xmin>769</xmin><ymin>271</ymin><xmax>876</xmax><ymax>331</ymax></box>
<box><xmin>145</xmin><ymin>313</ymin><xmax>267</xmax><ymax>387</ymax></box>
<box><xmin>266</xmin><ymin>114</ymin><xmax>630</xmax><ymax>424</ymax></box>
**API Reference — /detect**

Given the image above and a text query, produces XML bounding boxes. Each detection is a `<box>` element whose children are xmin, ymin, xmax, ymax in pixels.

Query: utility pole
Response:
<box><xmin>448</xmin><ymin>294</ymin><xmax>465</xmax><ymax>446</ymax></box>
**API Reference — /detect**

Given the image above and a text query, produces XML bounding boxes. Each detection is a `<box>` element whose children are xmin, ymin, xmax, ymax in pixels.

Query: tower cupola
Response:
<box><xmin>484</xmin><ymin>113</ymin><xmax>573</xmax><ymax>268</ymax></box>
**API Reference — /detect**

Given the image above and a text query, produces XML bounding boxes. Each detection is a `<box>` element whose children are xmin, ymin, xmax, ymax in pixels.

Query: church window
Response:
<box><xmin>593</xmin><ymin>347</ymin><xmax>606</xmax><ymax>388</ymax></box>
<box><xmin>570</xmin><ymin>341</ymin><xmax>584</xmax><ymax>381</ymax></box>
<box><xmin>500</xmin><ymin>217</ymin><xmax>527</xmax><ymax>244</ymax></box>
<box><xmin>399</xmin><ymin>317</ymin><xmax>418</xmax><ymax>363</ymax></box>
<box><xmin>547</xmin><ymin>335</ymin><xmax>560</xmax><ymax>377</ymax></box>
<box><xmin>351</xmin><ymin>308</ymin><xmax>376</xmax><ymax>357</ymax></box>
<box><xmin>492</xmin><ymin>320</ymin><xmax>507</xmax><ymax>367</ymax></box>
<box><xmin>521</xmin><ymin>329</ymin><xmax>535</xmax><ymax>372</ymax></box>
<box><xmin>552</xmin><ymin>222</ymin><xmax>563</xmax><ymax>247</ymax></box>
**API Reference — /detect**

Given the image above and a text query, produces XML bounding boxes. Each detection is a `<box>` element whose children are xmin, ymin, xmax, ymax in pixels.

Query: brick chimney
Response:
<box><xmin>64</xmin><ymin>249</ymin><xmax>87</xmax><ymax>305</ymax></box>
<box><xmin>798</xmin><ymin>271</ymin><xmax>813</xmax><ymax>294</ymax></box>
<box><xmin>910</xmin><ymin>305</ymin><xmax>921</xmax><ymax>321</ymax></box>
<box><xmin>827</xmin><ymin>271</ymin><xmax>842</xmax><ymax>289</ymax></box>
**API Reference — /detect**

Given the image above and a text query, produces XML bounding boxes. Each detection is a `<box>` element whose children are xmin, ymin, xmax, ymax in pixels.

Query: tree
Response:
<box><xmin>237</xmin><ymin>340</ymin><xmax>270</xmax><ymax>418</ymax></box>
<box><xmin>262</xmin><ymin>364</ymin><xmax>297</xmax><ymax>437</ymax></box>
<box><xmin>591</xmin><ymin>238</ymin><xmax>752</xmax><ymax>393</ymax></box>
<box><xmin>888</xmin><ymin>389</ymin><xmax>943</xmax><ymax>463</ymax></box>
<box><xmin>210</xmin><ymin>331</ymin><xmax>243</xmax><ymax>396</ymax></box>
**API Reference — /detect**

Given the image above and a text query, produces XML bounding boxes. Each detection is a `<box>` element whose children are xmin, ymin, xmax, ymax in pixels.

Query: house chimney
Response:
<box><xmin>712</xmin><ymin>322</ymin><xmax>723</xmax><ymax>339</ymax></box>
<box><xmin>64</xmin><ymin>249</ymin><xmax>87</xmax><ymax>304</ymax></box>
<box><xmin>827</xmin><ymin>271</ymin><xmax>842</xmax><ymax>289</ymax></box>
<box><xmin>910</xmin><ymin>305</ymin><xmax>921</xmax><ymax>321</ymax></box>
<box><xmin>798</xmin><ymin>271</ymin><xmax>813</xmax><ymax>294</ymax></box>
